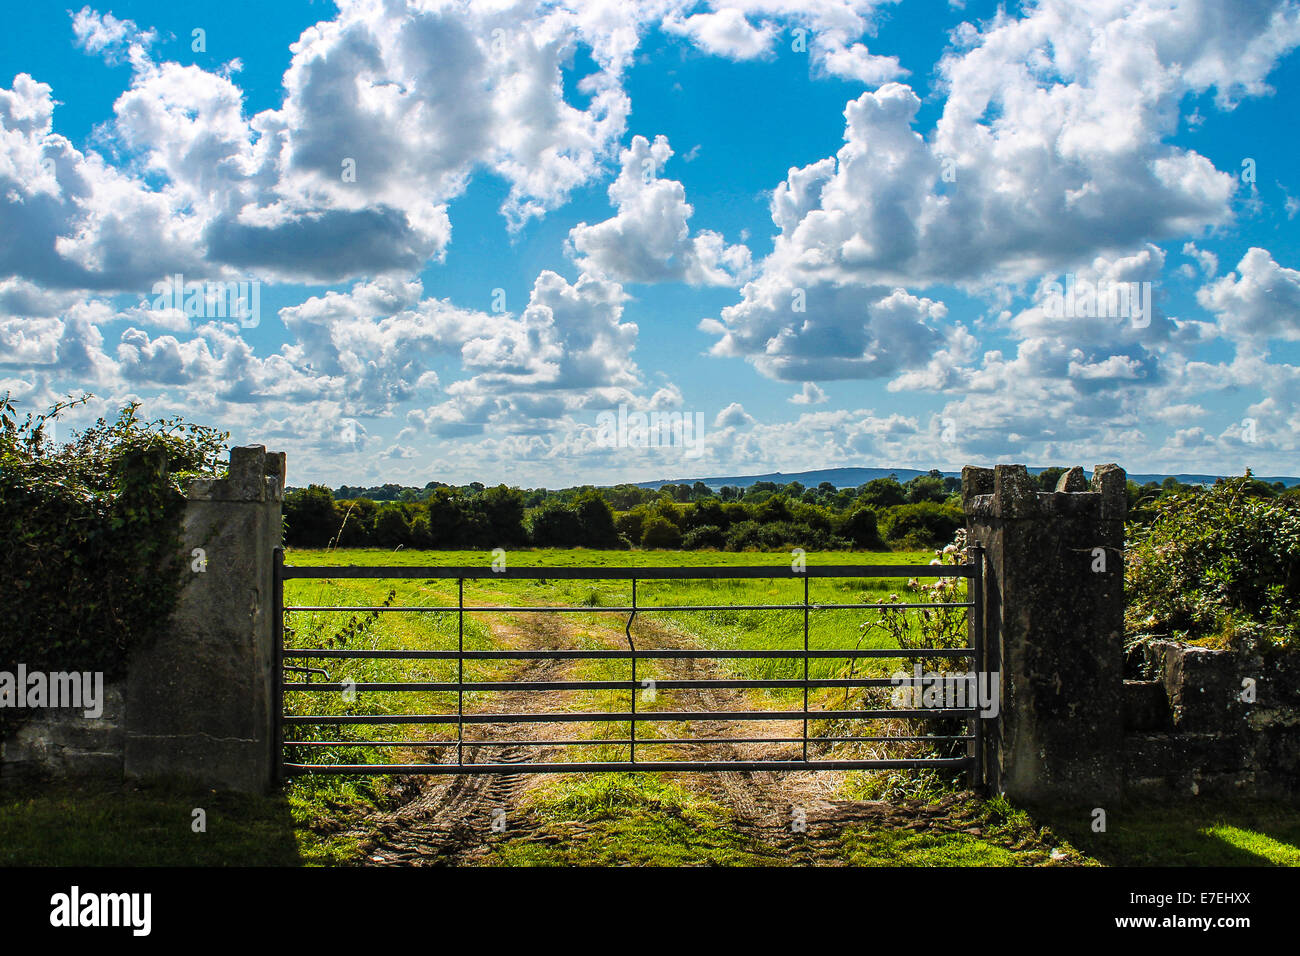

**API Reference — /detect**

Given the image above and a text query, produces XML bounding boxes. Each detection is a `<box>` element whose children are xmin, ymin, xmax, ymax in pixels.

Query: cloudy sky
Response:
<box><xmin>3</xmin><ymin>0</ymin><xmax>1300</xmax><ymax>487</ymax></box>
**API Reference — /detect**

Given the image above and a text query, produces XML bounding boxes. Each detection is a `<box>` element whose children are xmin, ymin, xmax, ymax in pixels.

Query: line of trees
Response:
<box><xmin>283</xmin><ymin>471</ymin><xmax>967</xmax><ymax>551</ymax></box>
<box><xmin>284</xmin><ymin>468</ymin><xmax>1300</xmax><ymax>552</ymax></box>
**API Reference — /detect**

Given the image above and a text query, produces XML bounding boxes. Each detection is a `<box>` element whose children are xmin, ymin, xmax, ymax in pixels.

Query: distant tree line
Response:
<box><xmin>284</xmin><ymin>469</ymin><xmax>1300</xmax><ymax>551</ymax></box>
<box><xmin>284</xmin><ymin>471</ymin><xmax>966</xmax><ymax>551</ymax></box>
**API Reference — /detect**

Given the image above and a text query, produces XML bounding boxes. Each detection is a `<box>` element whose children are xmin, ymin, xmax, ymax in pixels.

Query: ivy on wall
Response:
<box><xmin>0</xmin><ymin>394</ymin><xmax>227</xmax><ymax>736</ymax></box>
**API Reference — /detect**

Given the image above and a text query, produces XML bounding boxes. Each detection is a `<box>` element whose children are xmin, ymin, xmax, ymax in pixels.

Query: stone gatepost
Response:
<box><xmin>962</xmin><ymin>463</ymin><xmax>1126</xmax><ymax>804</ymax></box>
<box><xmin>123</xmin><ymin>446</ymin><xmax>285</xmax><ymax>793</ymax></box>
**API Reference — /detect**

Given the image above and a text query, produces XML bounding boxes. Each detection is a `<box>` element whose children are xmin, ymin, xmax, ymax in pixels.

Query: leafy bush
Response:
<box><xmin>285</xmin><ymin>483</ymin><xmax>528</xmax><ymax>550</ymax></box>
<box><xmin>573</xmin><ymin>490</ymin><xmax>622</xmax><ymax>547</ymax></box>
<box><xmin>0</xmin><ymin>395</ymin><xmax>227</xmax><ymax>729</ymax></box>
<box><xmin>838</xmin><ymin>507</ymin><xmax>884</xmax><ymax>549</ymax></box>
<box><xmin>879</xmin><ymin>501</ymin><xmax>963</xmax><ymax>547</ymax></box>
<box><xmin>477</xmin><ymin>485</ymin><xmax>529</xmax><ymax>546</ymax></box>
<box><xmin>719</xmin><ymin>518</ymin><xmax>846</xmax><ymax>551</ymax></box>
<box><xmin>372</xmin><ymin>503</ymin><xmax>412</xmax><ymax>548</ymax></box>
<box><xmin>640</xmin><ymin>515</ymin><xmax>683</xmax><ymax>549</ymax></box>
<box><xmin>334</xmin><ymin>498</ymin><xmax>377</xmax><ymax>546</ymax></box>
<box><xmin>903</xmin><ymin>474</ymin><xmax>947</xmax><ymax>504</ymax></box>
<box><xmin>753</xmin><ymin>494</ymin><xmax>793</xmax><ymax>524</ymax></box>
<box><xmin>681</xmin><ymin>525</ymin><xmax>726</xmax><ymax>550</ymax></box>
<box><xmin>614</xmin><ymin>510</ymin><xmax>645</xmax><ymax>544</ymax></box>
<box><xmin>684</xmin><ymin>499</ymin><xmax>730</xmax><ymax>531</ymax></box>
<box><xmin>529</xmin><ymin>502</ymin><xmax>585</xmax><ymax>547</ymax></box>
<box><xmin>1125</xmin><ymin>474</ymin><xmax>1300</xmax><ymax>648</ymax></box>
<box><xmin>858</xmin><ymin>477</ymin><xmax>906</xmax><ymax>509</ymax></box>
<box><xmin>723</xmin><ymin>519</ymin><xmax>766</xmax><ymax>551</ymax></box>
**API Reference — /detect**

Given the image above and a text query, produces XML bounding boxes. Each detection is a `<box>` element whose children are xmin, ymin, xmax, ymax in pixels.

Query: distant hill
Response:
<box><xmin>632</xmin><ymin>467</ymin><xmax>1300</xmax><ymax>490</ymax></box>
<box><xmin>1125</xmin><ymin>472</ymin><xmax>1300</xmax><ymax>487</ymax></box>
<box><xmin>633</xmin><ymin>467</ymin><xmax>945</xmax><ymax>490</ymax></box>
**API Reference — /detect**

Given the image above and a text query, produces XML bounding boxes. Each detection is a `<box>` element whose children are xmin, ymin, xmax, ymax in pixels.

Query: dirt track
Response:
<box><xmin>332</xmin><ymin>612</ymin><xmax>1009</xmax><ymax>866</ymax></box>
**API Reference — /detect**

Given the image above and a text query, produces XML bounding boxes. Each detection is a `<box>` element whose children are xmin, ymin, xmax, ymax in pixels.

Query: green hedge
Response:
<box><xmin>0</xmin><ymin>396</ymin><xmax>226</xmax><ymax>733</ymax></box>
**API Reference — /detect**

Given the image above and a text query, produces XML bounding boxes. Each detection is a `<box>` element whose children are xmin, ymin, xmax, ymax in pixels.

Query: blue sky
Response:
<box><xmin>3</xmin><ymin>1</ymin><xmax>1300</xmax><ymax>486</ymax></box>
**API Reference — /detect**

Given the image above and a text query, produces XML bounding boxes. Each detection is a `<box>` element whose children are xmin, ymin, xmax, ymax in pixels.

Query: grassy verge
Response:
<box><xmin>839</xmin><ymin>793</ymin><xmax>1091</xmax><ymax>867</ymax></box>
<box><xmin>474</xmin><ymin>773</ymin><xmax>1092</xmax><ymax>867</ymax></box>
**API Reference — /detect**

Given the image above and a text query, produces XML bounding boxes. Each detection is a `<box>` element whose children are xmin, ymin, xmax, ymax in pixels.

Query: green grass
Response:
<box><xmin>283</xmin><ymin>545</ymin><xmax>952</xmax><ymax>695</ymax></box>
<box><xmin>840</xmin><ymin>827</ymin><xmax>1026</xmax><ymax>866</ymax></box>
<box><xmin>1041</xmin><ymin>801</ymin><xmax>1300</xmax><ymax>866</ymax></box>
<box><xmin>485</xmin><ymin>773</ymin><xmax>782</xmax><ymax>867</ymax></box>
<box><xmin>0</xmin><ymin>777</ymin><xmax>356</xmax><ymax>866</ymax></box>
<box><xmin>838</xmin><ymin>793</ymin><xmax>1090</xmax><ymax>867</ymax></box>
<box><xmin>3</xmin><ymin>774</ymin><xmax>1297</xmax><ymax>867</ymax></box>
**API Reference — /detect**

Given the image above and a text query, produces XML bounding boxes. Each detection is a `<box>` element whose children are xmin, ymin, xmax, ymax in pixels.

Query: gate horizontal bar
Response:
<box><xmin>281</xmin><ymin>647</ymin><xmax>974</xmax><ymax>660</ymax></box>
<box><xmin>281</xmin><ymin>563</ymin><xmax>973</xmax><ymax>580</ymax></box>
<box><xmin>283</xmin><ymin>601</ymin><xmax>974</xmax><ymax>613</ymax></box>
<box><xmin>284</xmin><ymin>757</ymin><xmax>973</xmax><ymax>775</ymax></box>
<box><xmin>283</xmin><ymin>734</ymin><xmax>974</xmax><ymax>747</ymax></box>
<box><xmin>283</xmin><ymin>677</ymin><xmax>950</xmax><ymax>692</ymax></box>
<box><xmin>284</xmin><ymin>707</ymin><xmax>977</xmax><ymax>725</ymax></box>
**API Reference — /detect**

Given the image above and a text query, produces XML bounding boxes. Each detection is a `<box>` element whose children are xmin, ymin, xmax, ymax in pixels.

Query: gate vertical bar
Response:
<box><xmin>802</xmin><ymin>574</ymin><xmax>810</xmax><ymax>762</ymax></box>
<box><xmin>457</xmin><ymin>577</ymin><xmax>464</xmax><ymax>767</ymax></box>
<box><xmin>969</xmin><ymin>543</ymin><xmax>985</xmax><ymax>790</ymax></box>
<box><xmin>629</xmin><ymin>578</ymin><xmax>637</xmax><ymax>765</ymax></box>
<box><xmin>272</xmin><ymin>547</ymin><xmax>285</xmax><ymax>785</ymax></box>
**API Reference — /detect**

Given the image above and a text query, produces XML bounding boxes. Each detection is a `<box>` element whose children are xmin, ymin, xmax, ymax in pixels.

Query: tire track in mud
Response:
<box><xmin>629</xmin><ymin>616</ymin><xmax>857</xmax><ymax>865</ymax></box>
<box><xmin>344</xmin><ymin>613</ymin><xmax>576</xmax><ymax>865</ymax></box>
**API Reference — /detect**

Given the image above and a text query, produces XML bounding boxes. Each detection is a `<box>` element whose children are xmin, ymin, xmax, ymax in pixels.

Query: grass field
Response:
<box><xmin>282</xmin><ymin>546</ymin><xmax>949</xmax><ymax>685</ymax></box>
<box><xmin>280</xmin><ymin>545</ymin><xmax>956</xmax><ymax>694</ymax></box>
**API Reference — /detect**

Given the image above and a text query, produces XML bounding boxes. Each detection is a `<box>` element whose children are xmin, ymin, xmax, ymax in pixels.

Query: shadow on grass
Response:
<box><xmin>0</xmin><ymin>775</ymin><xmax>344</xmax><ymax>866</ymax></box>
<box><xmin>1027</xmin><ymin>799</ymin><xmax>1300</xmax><ymax>867</ymax></box>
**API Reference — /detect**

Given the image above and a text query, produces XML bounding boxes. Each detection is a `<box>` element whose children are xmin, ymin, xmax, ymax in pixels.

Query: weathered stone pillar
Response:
<box><xmin>123</xmin><ymin>446</ymin><xmax>285</xmax><ymax>793</ymax></box>
<box><xmin>963</xmin><ymin>463</ymin><xmax>1126</xmax><ymax>804</ymax></box>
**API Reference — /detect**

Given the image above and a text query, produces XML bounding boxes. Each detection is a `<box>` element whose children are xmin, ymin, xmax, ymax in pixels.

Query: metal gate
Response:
<box><xmin>275</xmin><ymin>550</ymin><xmax>988</xmax><ymax>779</ymax></box>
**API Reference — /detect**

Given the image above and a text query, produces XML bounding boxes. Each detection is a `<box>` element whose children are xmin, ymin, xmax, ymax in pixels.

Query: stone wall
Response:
<box><xmin>0</xmin><ymin>685</ymin><xmax>126</xmax><ymax>784</ymax></box>
<box><xmin>964</xmin><ymin>463</ymin><xmax>1127</xmax><ymax>804</ymax></box>
<box><xmin>965</xmin><ymin>462</ymin><xmax>1300</xmax><ymax>804</ymax></box>
<box><xmin>0</xmin><ymin>446</ymin><xmax>284</xmax><ymax>793</ymax></box>
<box><xmin>1124</xmin><ymin>639</ymin><xmax>1300</xmax><ymax>799</ymax></box>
